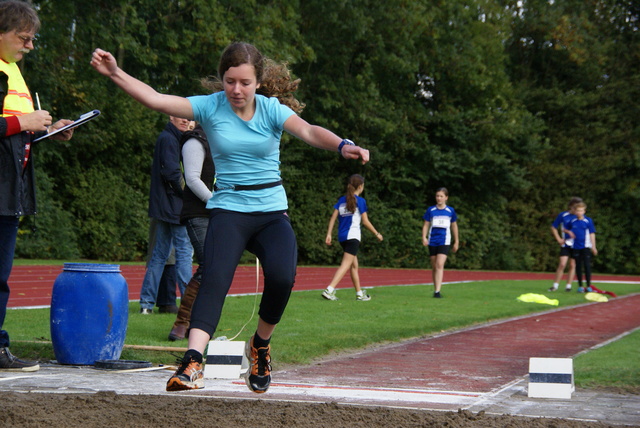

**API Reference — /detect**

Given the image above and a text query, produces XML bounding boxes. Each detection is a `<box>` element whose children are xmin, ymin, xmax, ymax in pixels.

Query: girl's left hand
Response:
<box><xmin>341</xmin><ymin>144</ymin><xmax>370</xmax><ymax>165</ymax></box>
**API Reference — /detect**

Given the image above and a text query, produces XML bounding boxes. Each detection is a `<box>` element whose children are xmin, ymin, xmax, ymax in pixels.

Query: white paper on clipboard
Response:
<box><xmin>33</xmin><ymin>110</ymin><xmax>101</xmax><ymax>142</ymax></box>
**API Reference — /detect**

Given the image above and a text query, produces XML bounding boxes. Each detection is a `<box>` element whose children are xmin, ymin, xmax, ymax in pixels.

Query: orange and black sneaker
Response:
<box><xmin>166</xmin><ymin>353</ymin><xmax>204</xmax><ymax>391</ymax></box>
<box><xmin>244</xmin><ymin>336</ymin><xmax>272</xmax><ymax>393</ymax></box>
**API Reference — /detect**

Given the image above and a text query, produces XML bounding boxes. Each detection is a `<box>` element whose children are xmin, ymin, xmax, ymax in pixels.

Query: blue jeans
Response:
<box><xmin>139</xmin><ymin>220</ymin><xmax>193</xmax><ymax>310</ymax></box>
<box><xmin>185</xmin><ymin>216</ymin><xmax>209</xmax><ymax>282</ymax></box>
<box><xmin>0</xmin><ymin>216</ymin><xmax>20</xmax><ymax>348</ymax></box>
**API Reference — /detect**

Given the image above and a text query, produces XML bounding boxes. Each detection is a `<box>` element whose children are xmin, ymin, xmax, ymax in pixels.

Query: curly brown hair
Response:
<box><xmin>200</xmin><ymin>42</ymin><xmax>305</xmax><ymax>114</ymax></box>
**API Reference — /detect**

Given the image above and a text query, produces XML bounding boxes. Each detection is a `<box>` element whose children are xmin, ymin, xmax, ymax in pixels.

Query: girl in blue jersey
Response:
<box><xmin>322</xmin><ymin>175</ymin><xmax>383</xmax><ymax>301</ymax></box>
<box><xmin>422</xmin><ymin>188</ymin><xmax>459</xmax><ymax>298</ymax></box>
<box><xmin>91</xmin><ymin>43</ymin><xmax>370</xmax><ymax>394</ymax></box>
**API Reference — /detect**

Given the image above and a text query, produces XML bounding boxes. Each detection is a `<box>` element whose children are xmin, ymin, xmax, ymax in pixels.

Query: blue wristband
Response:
<box><xmin>338</xmin><ymin>139</ymin><xmax>355</xmax><ymax>154</ymax></box>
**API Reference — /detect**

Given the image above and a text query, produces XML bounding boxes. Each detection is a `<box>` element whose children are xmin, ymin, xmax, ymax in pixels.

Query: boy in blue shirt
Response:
<box><xmin>566</xmin><ymin>202</ymin><xmax>597</xmax><ymax>292</ymax></box>
<box><xmin>549</xmin><ymin>197</ymin><xmax>581</xmax><ymax>292</ymax></box>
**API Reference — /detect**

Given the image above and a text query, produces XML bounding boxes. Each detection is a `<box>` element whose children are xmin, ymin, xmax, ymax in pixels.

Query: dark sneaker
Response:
<box><xmin>548</xmin><ymin>286</ymin><xmax>558</xmax><ymax>292</ymax></box>
<box><xmin>244</xmin><ymin>336</ymin><xmax>271</xmax><ymax>393</ymax></box>
<box><xmin>166</xmin><ymin>354</ymin><xmax>204</xmax><ymax>391</ymax></box>
<box><xmin>140</xmin><ymin>308</ymin><xmax>153</xmax><ymax>315</ymax></box>
<box><xmin>0</xmin><ymin>348</ymin><xmax>40</xmax><ymax>372</ymax></box>
<box><xmin>158</xmin><ymin>305</ymin><xmax>178</xmax><ymax>314</ymax></box>
<box><xmin>433</xmin><ymin>291</ymin><xmax>442</xmax><ymax>298</ymax></box>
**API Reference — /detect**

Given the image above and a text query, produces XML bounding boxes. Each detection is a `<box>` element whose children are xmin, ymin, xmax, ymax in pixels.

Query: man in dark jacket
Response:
<box><xmin>0</xmin><ymin>1</ymin><xmax>73</xmax><ymax>371</ymax></box>
<box><xmin>139</xmin><ymin>116</ymin><xmax>193</xmax><ymax>314</ymax></box>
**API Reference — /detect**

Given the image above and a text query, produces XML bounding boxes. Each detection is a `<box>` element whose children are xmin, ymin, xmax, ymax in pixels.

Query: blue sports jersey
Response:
<box><xmin>423</xmin><ymin>205</ymin><xmax>457</xmax><ymax>246</ymax></box>
<box><xmin>334</xmin><ymin>195</ymin><xmax>368</xmax><ymax>242</ymax></box>
<box><xmin>552</xmin><ymin>210</ymin><xmax>577</xmax><ymax>248</ymax></box>
<box><xmin>189</xmin><ymin>92</ymin><xmax>296</xmax><ymax>212</ymax></box>
<box><xmin>567</xmin><ymin>216</ymin><xmax>596</xmax><ymax>250</ymax></box>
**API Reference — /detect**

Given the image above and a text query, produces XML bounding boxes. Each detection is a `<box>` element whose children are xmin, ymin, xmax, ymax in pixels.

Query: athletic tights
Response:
<box><xmin>189</xmin><ymin>209</ymin><xmax>297</xmax><ymax>337</ymax></box>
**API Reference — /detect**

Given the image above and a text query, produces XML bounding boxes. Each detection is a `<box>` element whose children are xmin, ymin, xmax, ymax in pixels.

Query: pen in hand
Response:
<box><xmin>35</xmin><ymin>92</ymin><xmax>41</xmax><ymax>110</ymax></box>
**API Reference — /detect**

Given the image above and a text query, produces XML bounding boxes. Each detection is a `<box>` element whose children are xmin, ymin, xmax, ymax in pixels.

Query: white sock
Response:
<box><xmin>552</xmin><ymin>283</ymin><xmax>559</xmax><ymax>289</ymax></box>
<box><xmin>356</xmin><ymin>290</ymin><xmax>363</xmax><ymax>297</ymax></box>
<box><xmin>326</xmin><ymin>286</ymin><xmax>335</xmax><ymax>293</ymax></box>
<box><xmin>565</xmin><ymin>283</ymin><xmax>572</xmax><ymax>289</ymax></box>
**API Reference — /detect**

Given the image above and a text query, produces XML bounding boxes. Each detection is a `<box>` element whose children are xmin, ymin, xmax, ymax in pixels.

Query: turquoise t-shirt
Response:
<box><xmin>189</xmin><ymin>92</ymin><xmax>296</xmax><ymax>212</ymax></box>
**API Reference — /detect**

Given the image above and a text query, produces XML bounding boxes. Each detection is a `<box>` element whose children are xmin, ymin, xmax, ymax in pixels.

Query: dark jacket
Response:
<box><xmin>148</xmin><ymin>121</ymin><xmax>184</xmax><ymax>224</ymax></box>
<box><xmin>0</xmin><ymin>73</ymin><xmax>43</xmax><ymax>217</ymax></box>
<box><xmin>179</xmin><ymin>125</ymin><xmax>215</xmax><ymax>222</ymax></box>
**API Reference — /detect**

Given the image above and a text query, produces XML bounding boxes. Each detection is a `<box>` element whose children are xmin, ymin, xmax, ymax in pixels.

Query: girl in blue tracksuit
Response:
<box><xmin>422</xmin><ymin>187</ymin><xmax>459</xmax><ymax>298</ymax></box>
<box><xmin>322</xmin><ymin>174</ymin><xmax>383</xmax><ymax>301</ymax></box>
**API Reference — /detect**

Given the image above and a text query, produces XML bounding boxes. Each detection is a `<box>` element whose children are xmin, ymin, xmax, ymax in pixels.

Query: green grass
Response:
<box><xmin>574</xmin><ymin>328</ymin><xmax>640</xmax><ymax>393</ymax></box>
<box><xmin>5</xmin><ymin>279</ymin><xmax>639</xmax><ymax>393</ymax></box>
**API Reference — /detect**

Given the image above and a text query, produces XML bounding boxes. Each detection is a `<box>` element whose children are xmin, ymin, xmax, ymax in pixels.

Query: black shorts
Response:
<box><xmin>559</xmin><ymin>246</ymin><xmax>572</xmax><ymax>257</ymax></box>
<box><xmin>340</xmin><ymin>239</ymin><xmax>360</xmax><ymax>256</ymax></box>
<box><xmin>428</xmin><ymin>245</ymin><xmax>450</xmax><ymax>257</ymax></box>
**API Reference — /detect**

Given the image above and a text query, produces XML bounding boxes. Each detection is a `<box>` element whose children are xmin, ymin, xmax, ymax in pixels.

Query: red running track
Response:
<box><xmin>7</xmin><ymin>264</ymin><xmax>640</xmax><ymax>308</ymax></box>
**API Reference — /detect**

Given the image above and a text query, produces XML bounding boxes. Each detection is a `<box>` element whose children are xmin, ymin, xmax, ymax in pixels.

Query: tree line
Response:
<box><xmin>15</xmin><ymin>0</ymin><xmax>640</xmax><ymax>274</ymax></box>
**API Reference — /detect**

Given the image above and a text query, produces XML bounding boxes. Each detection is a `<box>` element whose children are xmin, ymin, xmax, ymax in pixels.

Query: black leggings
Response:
<box><xmin>189</xmin><ymin>209</ymin><xmax>297</xmax><ymax>337</ymax></box>
<box><xmin>572</xmin><ymin>248</ymin><xmax>592</xmax><ymax>287</ymax></box>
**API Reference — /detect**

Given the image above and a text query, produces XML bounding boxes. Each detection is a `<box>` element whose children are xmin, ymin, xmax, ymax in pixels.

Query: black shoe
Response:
<box><xmin>244</xmin><ymin>336</ymin><xmax>272</xmax><ymax>393</ymax></box>
<box><xmin>433</xmin><ymin>291</ymin><xmax>441</xmax><ymax>298</ymax></box>
<box><xmin>0</xmin><ymin>348</ymin><xmax>39</xmax><ymax>372</ymax></box>
<box><xmin>158</xmin><ymin>305</ymin><xmax>179</xmax><ymax>314</ymax></box>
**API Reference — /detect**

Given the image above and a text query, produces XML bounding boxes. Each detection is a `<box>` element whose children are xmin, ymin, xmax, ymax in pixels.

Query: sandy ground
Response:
<box><xmin>3</xmin><ymin>390</ymin><xmax>620</xmax><ymax>428</ymax></box>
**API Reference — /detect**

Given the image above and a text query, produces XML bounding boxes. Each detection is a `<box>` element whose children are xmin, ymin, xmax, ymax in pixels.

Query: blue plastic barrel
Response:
<box><xmin>50</xmin><ymin>263</ymin><xmax>129</xmax><ymax>365</ymax></box>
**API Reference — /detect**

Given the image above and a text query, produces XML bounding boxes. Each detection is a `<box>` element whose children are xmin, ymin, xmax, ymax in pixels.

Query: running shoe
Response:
<box><xmin>548</xmin><ymin>287</ymin><xmax>558</xmax><ymax>292</ymax></box>
<box><xmin>244</xmin><ymin>336</ymin><xmax>271</xmax><ymax>393</ymax></box>
<box><xmin>166</xmin><ymin>354</ymin><xmax>204</xmax><ymax>391</ymax></box>
<box><xmin>356</xmin><ymin>293</ymin><xmax>371</xmax><ymax>301</ymax></box>
<box><xmin>322</xmin><ymin>289</ymin><xmax>338</xmax><ymax>301</ymax></box>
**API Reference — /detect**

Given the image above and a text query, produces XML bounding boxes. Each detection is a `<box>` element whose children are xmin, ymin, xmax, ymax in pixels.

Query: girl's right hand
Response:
<box><xmin>325</xmin><ymin>235</ymin><xmax>332</xmax><ymax>246</ymax></box>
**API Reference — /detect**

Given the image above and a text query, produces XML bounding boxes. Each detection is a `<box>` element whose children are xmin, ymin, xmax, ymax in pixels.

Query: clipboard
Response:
<box><xmin>33</xmin><ymin>110</ymin><xmax>101</xmax><ymax>142</ymax></box>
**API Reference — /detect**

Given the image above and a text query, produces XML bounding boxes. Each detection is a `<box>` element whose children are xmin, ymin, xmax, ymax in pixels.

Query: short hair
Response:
<box><xmin>0</xmin><ymin>1</ymin><xmax>40</xmax><ymax>34</ymax></box>
<box><xmin>573</xmin><ymin>201</ymin><xmax>587</xmax><ymax>210</ymax></box>
<box><xmin>567</xmin><ymin>196</ymin><xmax>583</xmax><ymax>209</ymax></box>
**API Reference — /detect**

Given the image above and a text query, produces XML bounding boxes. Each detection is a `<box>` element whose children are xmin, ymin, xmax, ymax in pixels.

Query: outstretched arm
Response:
<box><xmin>90</xmin><ymin>48</ymin><xmax>193</xmax><ymax>119</ymax></box>
<box><xmin>283</xmin><ymin>115</ymin><xmax>369</xmax><ymax>164</ymax></box>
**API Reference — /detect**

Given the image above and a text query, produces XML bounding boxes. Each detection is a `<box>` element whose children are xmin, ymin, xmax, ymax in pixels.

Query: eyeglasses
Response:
<box><xmin>16</xmin><ymin>33</ymin><xmax>37</xmax><ymax>45</ymax></box>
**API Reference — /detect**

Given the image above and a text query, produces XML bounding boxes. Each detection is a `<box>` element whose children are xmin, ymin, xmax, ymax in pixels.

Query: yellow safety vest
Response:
<box><xmin>0</xmin><ymin>59</ymin><xmax>34</xmax><ymax>117</ymax></box>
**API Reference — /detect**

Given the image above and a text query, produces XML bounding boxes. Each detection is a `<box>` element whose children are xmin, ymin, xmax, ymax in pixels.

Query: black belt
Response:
<box><xmin>214</xmin><ymin>179</ymin><xmax>283</xmax><ymax>192</ymax></box>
